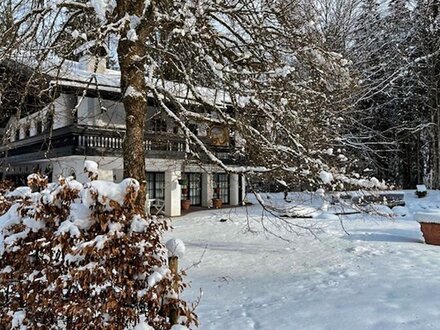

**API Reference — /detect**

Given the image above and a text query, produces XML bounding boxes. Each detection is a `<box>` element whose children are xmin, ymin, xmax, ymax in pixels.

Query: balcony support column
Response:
<box><xmin>164</xmin><ymin>170</ymin><xmax>181</xmax><ymax>217</ymax></box>
<box><xmin>229</xmin><ymin>173</ymin><xmax>240</xmax><ymax>206</ymax></box>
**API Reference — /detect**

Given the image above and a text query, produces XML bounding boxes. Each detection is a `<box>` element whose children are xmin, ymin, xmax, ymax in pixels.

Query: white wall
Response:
<box><xmin>14</xmin><ymin>93</ymin><xmax>75</xmax><ymax>140</ymax></box>
<box><xmin>77</xmin><ymin>96</ymin><xmax>125</xmax><ymax>128</ymax></box>
<box><xmin>53</xmin><ymin>93</ymin><xmax>76</xmax><ymax>129</ymax></box>
<box><xmin>50</xmin><ymin>155</ymin><xmax>123</xmax><ymax>183</ymax></box>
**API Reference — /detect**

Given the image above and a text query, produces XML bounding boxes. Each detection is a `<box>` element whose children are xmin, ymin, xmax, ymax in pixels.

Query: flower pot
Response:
<box><xmin>416</xmin><ymin>191</ymin><xmax>427</xmax><ymax>198</ymax></box>
<box><xmin>181</xmin><ymin>188</ymin><xmax>189</xmax><ymax>195</ymax></box>
<box><xmin>419</xmin><ymin>222</ymin><xmax>440</xmax><ymax>245</ymax></box>
<box><xmin>212</xmin><ymin>198</ymin><xmax>222</xmax><ymax>209</ymax></box>
<box><xmin>178</xmin><ymin>179</ymin><xmax>188</xmax><ymax>186</ymax></box>
<box><xmin>181</xmin><ymin>199</ymin><xmax>191</xmax><ymax>210</ymax></box>
<box><xmin>415</xmin><ymin>212</ymin><xmax>440</xmax><ymax>245</ymax></box>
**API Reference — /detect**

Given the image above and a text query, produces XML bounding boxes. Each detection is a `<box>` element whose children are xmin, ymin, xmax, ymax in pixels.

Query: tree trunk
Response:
<box><xmin>116</xmin><ymin>1</ymin><xmax>153</xmax><ymax>210</ymax></box>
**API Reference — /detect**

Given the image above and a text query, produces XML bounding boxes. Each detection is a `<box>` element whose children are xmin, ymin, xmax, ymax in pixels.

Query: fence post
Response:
<box><xmin>168</xmin><ymin>255</ymin><xmax>179</xmax><ymax>325</ymax></box>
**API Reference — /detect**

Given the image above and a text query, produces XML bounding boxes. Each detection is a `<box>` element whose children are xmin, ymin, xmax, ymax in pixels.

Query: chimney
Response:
<box><xmin>73</xmin><ymin>41</ymin><xmax>108</xmax><ymax>73</ymax></box>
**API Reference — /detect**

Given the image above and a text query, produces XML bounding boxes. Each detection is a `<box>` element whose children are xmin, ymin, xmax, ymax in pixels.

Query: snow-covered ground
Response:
<box><xmin>167</xmin><ymin>190</ymin><xmax>440</xmax><ymax>330</ymax></box>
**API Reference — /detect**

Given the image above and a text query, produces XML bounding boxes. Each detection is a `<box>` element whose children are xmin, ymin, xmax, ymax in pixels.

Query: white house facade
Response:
<box><xmin>0</xmin><ymin>54</ymin><xmax>246</xmax><ymax>216</ymax></box>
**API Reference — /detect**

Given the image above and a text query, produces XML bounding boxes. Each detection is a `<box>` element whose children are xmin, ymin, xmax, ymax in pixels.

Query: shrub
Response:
<box><xmin>0</xmin><ymin>174</ymin><xmax>197</xmax><ymax>329</ymax></box>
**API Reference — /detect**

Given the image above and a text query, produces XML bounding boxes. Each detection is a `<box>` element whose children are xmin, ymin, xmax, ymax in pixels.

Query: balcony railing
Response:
<box><xmin>0</xmin><ymin>124</ymin><xmax>244</xmax><ymax>165</ymax></box>
<box><xmin>75</xmin><ymin>129</ymin><xmax>185</xmax><ymax>153</ymax></box>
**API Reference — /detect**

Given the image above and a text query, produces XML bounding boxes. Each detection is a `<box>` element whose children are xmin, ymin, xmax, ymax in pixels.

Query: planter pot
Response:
<box><xmin>181</xmin><ymin>188</ymin><xmax>189</xmax><ymax>195</ymax></box>
<box><xmin>416</xmin><ymin>191</ymin><xmax>427</xmax><ymax>198</ymax></box>
<box><xmin>181</xmin><ymin>199</ymin><xmax>191</xmax><ymax>210</ymax></box>
<box><xmin>212</xmin><ymin>198</ymin><xmax>223</xmax><ymax>209</ymax></box>
<box><xmin>178</xmin><ymin>179</ymin><xmax>188</xmax><ymax>186</ymax></box>
<box><xmin>419</xmin><ymin>222</ymin><xmax>440</xmax><ymax>245</ymax></box>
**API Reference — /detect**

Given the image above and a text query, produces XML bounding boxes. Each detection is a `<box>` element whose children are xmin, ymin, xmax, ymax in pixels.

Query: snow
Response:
<box><xmin>319</xmin><ymin>170</ymin><xmax>333</xmax><ymax>184</ymax></box>
<box><xmin>324</xmin><ymin>148</ymin><xmax>333</xmax><ymax>155</ymax></box>
<box><xmin>275</xmin><ymin>179</ymin><xmax>287</xmax><ymax>187</ymax></box>
<box><xmin>416</xmin><ymin>184</ymin><xmax>427</xmax><ymax>192</ymax></box>
<box><xmin>82</xmin><ymin>178</ymin><xmax>140</xmax><ymax>208</ymax></box>
<box><xmin>84</xmin><ymin>160</ymin><xmax>99</xmax><ymax>177</ymax></box>
<box><xmin>11</xmin><ymin>310</ymin><xmax>26</xmax><ymax>328</ymax></box>
<box><xmin>130</xmin><ymin>215</ymin><xmax>149</xmax><ymax>233</ymax></box>
<box><xmin>68</xmin><ymin>203</ymin><xmax>93</xmax><ymax>230</ymax></box>
<box><xmin>125</xmin><ymin>85</ymin><xmax>144</xmax><ymax>98</ymax></box>
<box><xmin>393</xmin><ymin>206</ymin><xmax>410</xmax><ymax>217</ymax></box>
<box><xmin>4</xmin><ymin>185</ymin><xmax>440</xmax><ymax>329</ymax></box>
<box><xmin>166</xmin><ymin>238</ymin><xmax>186</xmax><ymax>258</ymax></box>
<box><xmin>363</xmin><ymin>203</ymin><xmax>394</xmax><ymax>216</ymax></box>
<box><xmin>414</xmin><ymin>211</ymin><xmax>440</xmax><ymax>224</ymax></box>
<box><xmin>56</xmin><ymin>220</ymin><xmax>81</xmax><ymax>237</ymax></box>
<box><xmin>6</xmin><ymin>187</ymin><xmax>31</xmax><ymax>198</ymax></box>
<box><xmin>90</xmin><ymin>0</ymin><xmax>116</xmax><ymax>22</ymax></box>
<box><xmin>23</xmin><ymin>217</ymin><xmax>46</xmax><ymax>232</ymax></box>
<box><xmin>65</xmin><ymin>178</ymin><xmax>84</xmax><ymax>192</ymax></box>
<box><xmin>133</xmin><ymin>319</ymin><xmax>154</xmax><ymax>330</ymax></box>
<box><xmin>147</xmin><ymin>267</ymin><xmax>169</xmax><ymax>288</ymax></box>
<box><xmin>314</xmin><ymin>211</ymin><xmax>340</xmax><ymax>220</ymax></box>
<box><xmin>80</xmin><ymin>235</ymin><xmax>108</xmax><ymax>250</ymax></box>
<box><xmin>165</xmin><ymin>190</ymin><xmax>440</xmax><ymax>330</ymax></box>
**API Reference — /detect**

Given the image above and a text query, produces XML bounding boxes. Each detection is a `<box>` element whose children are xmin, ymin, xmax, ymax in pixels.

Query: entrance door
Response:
<box><xmin>182</xmin><ymin>173</ymin><xmax>202</xmax><ymax>205</ymax></box>
<box><xmin>146</xmin><ymin>172</ymin><xmax>165</xmax><ymax>200</ymax></box>
<box><xmin>213</xmin><ymin>173</ymin><xmax>229</xmax><ymax>204</ymax></box>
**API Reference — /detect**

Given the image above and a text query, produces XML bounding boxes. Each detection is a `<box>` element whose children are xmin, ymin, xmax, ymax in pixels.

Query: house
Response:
<box><xmin>0</xmin><ymin>49</ymin><xmax>247</xmax><ymax>216</ymax></box>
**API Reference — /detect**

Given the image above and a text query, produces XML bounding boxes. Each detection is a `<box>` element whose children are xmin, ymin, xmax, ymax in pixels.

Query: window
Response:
<box><xmin>181</xmin><ymin>173</ymin><xmax>202</xmax><ymax>205</ymax></box>
<box><xmin>147</xmin><ymin>172</ymin><xmax>165</xmax><ymax>200</ymax></box>
<box><xmin>150</xmin><ymin>118</ymin><xmax>167</xmax><ymax>132</ymax></box>
<box><xmin>213</xmin><ymin>173</ymin><xmax>229</xmax><ymax>204</ymax></box>
<box><xmin>188</xmin><ymin>123</ymin><xmax>198</xmax><ymax>136</ymax></box>
<box><xmin>36</xmin><ymin>121</ymin><xmax>43</xmax><ymax>134</ymax></box>
<box><xmin>24</xmin><ymin>126</ymin><xmax>30</xmax><ymax>138</ymax></box>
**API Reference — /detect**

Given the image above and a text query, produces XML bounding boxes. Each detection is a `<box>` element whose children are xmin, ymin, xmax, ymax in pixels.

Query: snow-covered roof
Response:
<box><xmin>49</xmin><ymin>59</ymin><xmax>231</xmax><ymax>106</ymax></box>
<box><xmin>3</xmin><ymin>50</ymin><xmax>232</xmax><ymax>106</ymax></box>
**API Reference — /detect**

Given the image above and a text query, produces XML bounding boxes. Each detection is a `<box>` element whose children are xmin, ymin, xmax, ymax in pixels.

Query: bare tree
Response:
<box><xmin>0</xmin><ymin>1</ymin><xmax>360</xmax><ymax>327</ymax></box>
<box><xmin>1</xmin><ymin>0</ymin><xmax>355</xmax><ymax>199</ymax></box>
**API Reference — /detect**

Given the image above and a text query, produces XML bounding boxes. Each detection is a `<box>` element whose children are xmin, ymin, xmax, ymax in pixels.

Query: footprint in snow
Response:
<box><xmin>346</xmin><ymin>246</ymin><xmax>383</xmax><ymax>257</ymax></box>
<box><xmin>317</xmin><ymin>279</ymin><xmax>339</xmax><ymax>289</ymax></box>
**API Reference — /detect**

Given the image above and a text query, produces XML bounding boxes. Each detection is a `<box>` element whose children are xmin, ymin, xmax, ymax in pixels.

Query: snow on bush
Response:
<box><xmin>84</xmin><ymin>159</ymin><xmax>99</xmax><ymax>180</ymax></box>
<box><xmin>5</xmin><ymin>186</ymin><xmax>31</xmax><ymax>199</ymax></box>
<box><xmin>0</xmin><ymin>173</ymin><xmax>197</xmax><ymax>328</ymax></box>
<box><xmin>82</xmin><ymin>178</ymin><xmax>140</xmax><ymax>208</ymax></box>
<box><xmin>319</xmin><ymin>170</ymin><xmax>333</xmax><ymax>184</ymax></box>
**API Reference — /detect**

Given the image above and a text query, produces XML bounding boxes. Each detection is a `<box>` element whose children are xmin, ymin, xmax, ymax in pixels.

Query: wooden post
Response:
<box><xmin>168</xmin><ymin>256</ymin><xmax>179</xmax><ymax>325</ymax></box>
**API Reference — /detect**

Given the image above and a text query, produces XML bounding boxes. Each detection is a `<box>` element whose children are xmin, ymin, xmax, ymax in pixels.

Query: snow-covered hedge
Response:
<box><xmin>0</xmin><ymin>174</ymin><xmax>196</xmax><ymax>329</ymax></box>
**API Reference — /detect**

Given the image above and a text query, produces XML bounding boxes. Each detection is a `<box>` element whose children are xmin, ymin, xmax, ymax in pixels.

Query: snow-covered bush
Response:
<box><xmin>0</xmin><ymin>174</ymin><xmax>197</xmax><ymax>329</ymax></box>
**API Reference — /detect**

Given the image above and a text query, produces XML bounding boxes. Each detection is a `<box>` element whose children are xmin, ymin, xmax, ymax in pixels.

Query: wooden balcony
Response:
<box><xmin>0</xmin><ymin>125</ymin><xmax>245</xmax><ymax>165</ymax></box>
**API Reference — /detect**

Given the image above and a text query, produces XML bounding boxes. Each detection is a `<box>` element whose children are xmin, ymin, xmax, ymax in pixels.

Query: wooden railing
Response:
<box><xmin>75</xmin><ymin>128</ymin><xmax>185</xmax><ymax>154</ymax></box>
<box><xmin>0</xmin><ymin>124</ymin><xmax>245</xmax><ymax>164</ymax></box>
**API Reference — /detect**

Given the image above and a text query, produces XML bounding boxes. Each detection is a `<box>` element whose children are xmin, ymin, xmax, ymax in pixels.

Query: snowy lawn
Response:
<box><xmin>167</xmin><ymin>191</ymin><xmax>440</xmax><ymax>330</ymax></box>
